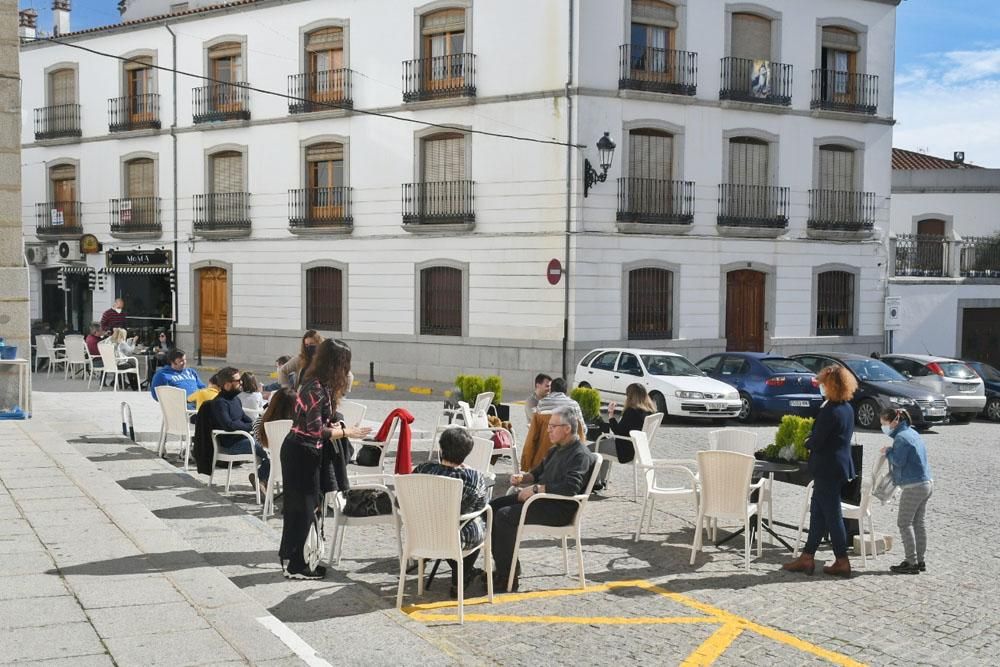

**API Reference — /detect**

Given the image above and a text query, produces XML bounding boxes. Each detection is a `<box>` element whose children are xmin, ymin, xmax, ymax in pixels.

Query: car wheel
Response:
<box><xmin>651</xmin><ymin>392</ymin><xmax>668</xmax><ymax>419</ymax></box>
<box><xmin>951</xmin><ymin>413</ymin><xmax>972</xmax><ymax>424</ymax></box>
<box><xmin>855</xmin><ymin>399</ymin><xmax>879</xmax><ymax>429</ymax></box>
<box><xmin>986</xmin><ymin>397</ymin><xmax>1000</xmax><ymax>422</ymax></box>
<box><xmin>736</xmin><ymin>392</ymin><xmax>755</xmax><ymax>423</ymax></box>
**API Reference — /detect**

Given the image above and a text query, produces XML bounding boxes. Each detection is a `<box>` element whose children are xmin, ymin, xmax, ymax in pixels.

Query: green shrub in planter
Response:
<box><xmin>455</xmin><ymin>374</ymin><xmax>485</xmax><ymax>403</ymax></box>
<box><xmin>772</xmin><ymin>415</ymin><xmax>814</xmax><ymax>461</ymax></box>
<box><xmin>570</xmin><ymin>387</ymin><xmax>601</xmax><ymax>423</ymax></box>
<box><xmin>483</xmin><ymin>375</ymin><xmax>503</xmax><ymax>404</ymax></box>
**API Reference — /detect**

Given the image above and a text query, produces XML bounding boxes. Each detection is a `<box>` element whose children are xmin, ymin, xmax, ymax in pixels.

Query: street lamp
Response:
<box><xmin>583</xmin><ymin>131</ymin><xmax>617</xmax><ymax>198</ymax></box>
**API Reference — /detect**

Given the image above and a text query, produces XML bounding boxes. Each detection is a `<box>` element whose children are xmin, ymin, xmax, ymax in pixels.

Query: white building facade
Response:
<box><xmin>888</xmin><ymin>148</ymin><xmax>1000</xmax><ymax>366</ymax></box>
<box><xmin>20</xmin><ymin>0</ymin><xmax>899</xmax><ymax>387</ymax></box>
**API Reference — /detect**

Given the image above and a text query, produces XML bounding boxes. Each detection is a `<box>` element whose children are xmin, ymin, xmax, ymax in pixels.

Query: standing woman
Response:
<box><xmin>279</xmin><ymin>339</ymin><xmax>369</xmax><ymax>580</ymax></box>
<box><xmin>880</xmin><ymin>407</ymin><xmax>933</xmax><ymax>574</ymax></box>
<box><xmin>278</xmin><ymin>330</ymin><xmax>323</xmax><ymax>389</ymax></box>
<box><xmin>782</xmin><ymin>364</ymin><xmax>858</xmax><ymax>578</ymax></box>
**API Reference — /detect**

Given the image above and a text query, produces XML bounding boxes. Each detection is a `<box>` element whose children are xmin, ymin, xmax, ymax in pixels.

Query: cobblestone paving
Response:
<box><xmin>26</xmin><ymin>384</ymin><xmax>1000</xmax><ymax>666</ymax></box>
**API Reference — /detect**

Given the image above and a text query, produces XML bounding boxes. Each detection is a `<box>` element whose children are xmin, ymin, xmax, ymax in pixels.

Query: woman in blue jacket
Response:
<box><xmin>782</xmin><ymin>365</ymin><xmax>858</xmax><ymax>578</ymax></box>
<box><xmin>880</xmin><ymin>407</ymin><xmax>933</xmax><ymax>574</ymax></box>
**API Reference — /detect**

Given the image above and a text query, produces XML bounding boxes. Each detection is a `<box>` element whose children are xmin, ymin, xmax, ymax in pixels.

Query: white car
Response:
<box><xmin>574</xmin><ymin>348</ymin><xmax>742</xmax><ymax>419</ymax></box>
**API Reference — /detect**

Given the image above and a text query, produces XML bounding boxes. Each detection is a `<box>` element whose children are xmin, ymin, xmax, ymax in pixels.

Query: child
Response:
<box><xmin>880</xmin><ymin>407</ymin><xmax>933</xmax><ymax>575</ymax></box>
<box><xmin>238</xmin><ymin>371</ymin><xmax>264</xmax><ymax>417</ymax></box>
<box><xmin>188</xmin><ymin>372</ymin><xmax>221</xmax><ymax>411</ymax></box>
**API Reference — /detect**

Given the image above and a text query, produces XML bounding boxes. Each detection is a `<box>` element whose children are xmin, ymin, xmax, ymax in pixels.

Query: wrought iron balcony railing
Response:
<box><xmin>193</xmin><ymin>192</ymin><xmax>251</xmax><ymax>233</ymax></box>
<box><xmin>110</xmin><ymin>197</ymin><xmax>161</xmax><ymax>234</ymax></box>
<box><xmin>807</xmin><ymin>189</ymin><xmax>876</xmax><ymax>231</ymax></box>
<box><xmin>192</xmin><ymin>83</ymin><xmax>251</xmax><ymax>123</ymax></box>
<box><xmin>810</xmin><ymin>69</ymin><xmax>878</xmax><ymax>114</ymax></box>
<box><xmin>717</xmin><ymin>184</ymin><xmax>789</xmax><ymax>229</ymax></box>
<box><xmin>403</xmin><ymin>53</ymin><xmax>476</xmax><ymax>102</ymax></box>
<box><xmin>288</xmin><ymin>69</ymin><xmax>353</xmax><ymax>113</ymax></box>
<box><xmin>960</xmin><ymin>236</ymin><xmax>1000</xmax><ymax>278</ymax></box>
<box><xmin>402</xmin><ymin>180</ymin><xmax>475</xmax><ymax>225</ymax></box>
<box><xmin>34</xmin><ymin>104</ymin><xmax>81</xmax><ymax>140</ymax></box>
<box><xmin>618</xmin><ymin>45</ymin><xmax>698</xmax><ymax>96</ymax></box>
<box><xmin>35</xmin><ymin>200</ymin><xmax>82</xmax><ymax>236</ymax></box>
<box><xmin>894</xmin><ymin>234</ymin><xmax>949</xmax><ymax>277</ymax></box>
<box><xmin>108</xmin><ymin>94</ymin><xmax>161</xmax><ymax>132</ymax></box>
<box><xmin>719</xmin><ymin>57</ymin><xmax>792</xmax><ymax>106</ymax></box>
<box><xmin>616</xmin><ymin>178</ymin><xmax>694</xmax><ymax>224</ymax></box>
<box><xmin>288</xmin><ymin>187</ymin><xmax>353</xmax><ymax>229</ymax></box>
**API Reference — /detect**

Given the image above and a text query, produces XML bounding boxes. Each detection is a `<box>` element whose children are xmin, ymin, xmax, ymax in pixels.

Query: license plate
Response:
<box><xmin>957</xmin><ymin>384</ymin><xmax>976</xmax><ymax>393</ymax></box>
<box><xmin>927</xmin><ymin>407</ymin><xmax>946</xmax><ymax>415</ymax></box>
<box><xmin>708</xmin><ymin>402</ymin><xmax>725</xmax><ymax>410</ymax></box>
<box><xmin>790</xmin><ymin>400</ymin><xmax>810</xmax><ymax>407</ymax></box>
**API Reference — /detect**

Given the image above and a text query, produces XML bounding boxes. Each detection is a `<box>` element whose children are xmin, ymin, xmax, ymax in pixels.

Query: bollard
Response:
<box><xmin>120</xmin><ymin>401</ymin><xmax>135</xmax><ymax>442</ymax></box>
<box><xmin>369</xmin><ymin>361</ymin><xmax>375</xmax><ymax>383</ymax></box>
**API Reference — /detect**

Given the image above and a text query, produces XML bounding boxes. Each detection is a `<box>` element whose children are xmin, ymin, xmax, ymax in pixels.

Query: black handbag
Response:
<box><xmin>342</xmin><ymin>489</ymin><xmax>392</xmax><ymax>517</ymax></box>
<box><xmin>355</xmin><ymin>443</ymin><xmax>382</xmax><ymax>467</ymax></box>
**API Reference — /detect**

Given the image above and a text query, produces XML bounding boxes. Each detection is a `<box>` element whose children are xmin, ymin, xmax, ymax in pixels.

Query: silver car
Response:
<box><xmin>881</xmin><ymin>354</ymin><xmax>987</xmax><ymax>422</ymax></box>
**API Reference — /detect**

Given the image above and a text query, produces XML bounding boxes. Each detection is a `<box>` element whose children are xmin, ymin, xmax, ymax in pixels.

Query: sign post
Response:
<box><xmin>546</xmin><ymin>258</ymin><xmax>562</xmax><ymax>285</ymax></box>
<box><xmin>884</xmin><ymin>296</ymin><xmax>902</xmax><ymax>353</ymax></box>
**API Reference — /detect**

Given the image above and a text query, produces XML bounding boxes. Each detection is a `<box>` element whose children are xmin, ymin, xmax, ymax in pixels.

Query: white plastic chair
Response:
<box><xmin>507</xmin><ymin>453</ymin><xmax>603</xmax><ymax>592</ymax></box>
<box><xmin>466</xmin><ymin>436</ymin><xmax>495</xmax><ymax>475</ymax></box>
<box><xmin>690</xmin><ymin>450</ymin><xmax>764</xmax><ymax>571</ymax></box>
<box><xmin>261</xmin><ymin>419</ymin><xmax>291</xmax><ymax>520</ymax></box>
<box><xmin>456</xmin><ymin>393</ymin><xmax>493</xmax><ymax>430</ymax></box>
<box><xmin>63</xmin><ymin>336</ymin><xmax>93</xmax><ymax>384</ymax></box>
<box><xmin>394</xmin><ymin>474</ymin><xmax>494</xmax><ymax>624</ymax></box>
<box><xmin>708</xmin><ymin>429</ymin><xmax>769</xmax><ymax>536</ymax></box>
<box><xmin>155</xmin><ymin>385</ymin><xmax>194</xmax><ymax>469</ymax></box>
<box><xmin>347</xmin><ymin>415</ymin><xmax>401</xmax><ymax>485</ymax></box>
<box><xmin>96</xmin><ymin>342</ymin><xmax>140</xmax><ymax>392</ymax></box>
<box><xmin>630</xmin><ymin>431</ymin><xmax>700</xmax><ymax>542</ymax></box>
<box><xmin>209</xmin><ymin>429</ymin><xmax>261</xmax><ymax>504</ymax></box>
<box><xmin>793</xmin><ymin>455</ymin><xmax>884</xmax><ymax>567</ymax></box>
<box><xmin>339</xmin><ymin>400</ymin><xmax>367</xmax><ymax>427</ymax></box>
<box><xmin>35</xmin><ymin>334</ymin><xmax>64</xmax><ymax>374</ymax></box>
<box><xmin>326</xmin><ymin>482</ymin><xmax>402</xmax><ymax>566</ymax></box>
<box><xmin>593</xmin><ymin>412</ymin><xmax>663</xmax><ymax>501</ymax></box>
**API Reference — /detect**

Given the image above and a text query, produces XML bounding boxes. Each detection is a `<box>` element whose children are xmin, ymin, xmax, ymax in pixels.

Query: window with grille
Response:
<box><xmin>306</xmin><ymin>266</ymin><xmax>343</xmax><ymax>331</ymax></box>
<box><xmin>420</xmin><ymin>266</ymin><xmax>462</xmax><ymax>336</ymax></box>
<box><xmin>628</xmin><ymin>267</ymin><xmax>673</xmax><ymax>339</ymax></box>
<box><xmin>816</xmin><ymin>271</ymin><xmax>854</xmax><ymax>336</ymax></box>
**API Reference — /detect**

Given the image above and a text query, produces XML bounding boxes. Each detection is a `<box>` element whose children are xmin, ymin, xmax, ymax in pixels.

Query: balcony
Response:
<box><xmin>288</xmin><ymin>69</ymin><xmax>353</xmax><ymax>113</ymax></box>
<box><xmin>960</xmin><ymin>236</ymin><xmax>1000</xmax><ymax>278</ymax></box>
<box><xmin>618</xmin><ymin>46</ymin><xmax>697</xmax><ymax>96</ymax></box>
<box><xmin>616</xmin><ymin>178</ymin><xmax>694</xmax><ymax>233</ymax></box>
<box><xmin>806</xmin><ymin>190</ymin><xmax>876</xmax><ymax>240</ymax></box>
<box><xmin>110</xmin><ymin>197</ymin><xmax>161</xmax><ymax>239</ymax></box>
<box><xmin>193</xmin><ymin>192</ymin><xmax>251</xmax><ymax>238</ymax></box>
<box><xmin>894</xmin><ymin>234</ymin><xmax>949</xmax><ymax>277</ymax></box>
<box><xmin>810</xmin><ymin>70</ymin><xmax>878</xmax><ymax>115</ymax></box>
<box><xmin>108</xmin><ymin>94</ymin><xmax>161</xmax><ymax>132</ymax></box>
<box><xmin>719</xmin><ymin>57</ymin><xmax>792</xmax><ymax>106</ymax></box>
<box><xmin>288</xmin><ymin>187</ymin><xmax>353</xmax><ymax>234</ymax></box>
<box><xmin>403</xmin><ymin>53</ymin><xmax>476</xmax><ymax>102</ymax></box>
<box><xmin>717</xmin><ymin>184</ymin><xmax>788</xmax><ymax>237</ymax></box>
<box><xmin>192</xmin><ymin>83</ymin><xmax>250</xmax><ymax>123</ymax></box>
<box><xmin>402</xmin><ymin>180</ymin><xmax>475</xmax><ymax>230</ymax></box>
<box><xmin>35</xmin><ymin>201</ymin><xmax>82</xmax><ymax>239</ymax></box>
<box><xmin>34</xmin><ymin>104</ymin><xmax>81</xmax><ymax>140</ymax></box>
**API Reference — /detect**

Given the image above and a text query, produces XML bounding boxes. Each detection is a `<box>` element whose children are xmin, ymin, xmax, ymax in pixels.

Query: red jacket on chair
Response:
<box><xmin>374</xmin><ymin>407</ymin><xmax>414</xmax><ymax>474</ymax></box>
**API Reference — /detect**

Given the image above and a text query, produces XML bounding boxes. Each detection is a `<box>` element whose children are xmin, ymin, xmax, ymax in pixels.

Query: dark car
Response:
<box><xmin>790</xmin><ymin>352</ymin><xmax>948</xmax><ymax>429</ymax></box>
<box><xmin>695</xmin><ymin>352</ymin><xmax>823</xmax><ymax>422</ymax></box>
<box><xmin>966</xmin><ymin>361</ymin><xmax>1000</xmax><ymax>421</ymax></box>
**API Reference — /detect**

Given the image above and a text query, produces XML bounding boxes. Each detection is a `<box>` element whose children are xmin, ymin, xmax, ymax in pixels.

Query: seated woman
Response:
<box><xmin>238</xmin><ymin>371</ymin><xmax>265</xmax><ymax>417</ymax></box>
<box><xmin>108</xmin><ymin>327</ymin><xmax>139</xmax><ymax>391</ymax></box>
<box><xmin>592</xmin><ymin>383</ymin><xmax>656</xmax><ymax>489</ymax></box>
<box><xmin>412</xmin><ymin>428</ymin><xmax>490</xmax><ymax>598</ymax></box>
<box><xmin>251</xmin><ymin>387</ymin><xmax>297</xmax><ymax>494</ymax></box>
<box><xmin>153</xmin><ymin>331</ymin><xmax>173</xmax><ymax>367</ymax></box>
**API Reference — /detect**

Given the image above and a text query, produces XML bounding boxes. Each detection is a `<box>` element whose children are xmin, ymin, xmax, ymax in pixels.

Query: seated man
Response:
<box><xmin>412</xmin><ymin>428</ymin><xmax>490</xmax><ymax>598</ymax></box>
<box><xmin>150</xmin><ymin>349</ymin><xmax>206</xmax><ymax>408</ymax></box>
<box><xmin>489</xmin><ymin>405</ymin><xmax>594</xmax><ymax>591</ymax></box>
<box><xmin>524</xmin><ymin>373</ymin><xmax>552</xmax><ymax>421</ymax></box>
<box><xmin>201</xmin><ymin>366</ymin><xmax>267</xmax><ymax>480</ymax></box>
<box><xmin>535</xmin><ymin>377</ymin><xmax>585</xmax><ymax>428</ymax></box>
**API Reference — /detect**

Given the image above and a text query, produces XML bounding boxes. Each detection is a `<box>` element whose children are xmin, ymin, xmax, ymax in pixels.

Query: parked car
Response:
<box><xmin>574</xmin><ymin>348</ymin><xmax>741</xmax><ymax>419</ymax></box>
<box><xmin>790</xmin><ymin>352</ymin><xmax>948</xmax><ymax>429</ymax></box>
<box><xmin>965</xmin><ymin>361</ymin><xmax>1000</xmax><ymax>421</ymax></box>
<box><xmin>881</xmin><ymin>354</ymin><xmax>987</xmax><ymax>422</ymax></box>
<box><xmin>695</xmin><ymin>352</ymin><xmax>823</xmax><ymax>423</ymax></box>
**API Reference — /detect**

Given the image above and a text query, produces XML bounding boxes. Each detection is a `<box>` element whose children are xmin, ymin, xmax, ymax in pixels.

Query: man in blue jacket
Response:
<box><xmin>150</xmin><ymin>349</ymin><xmax>206</xmax><ymax>406</ymax></box>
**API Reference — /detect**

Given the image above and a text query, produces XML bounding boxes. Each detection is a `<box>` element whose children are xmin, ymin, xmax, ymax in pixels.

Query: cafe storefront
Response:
<box><xmin>105</xmin><ymin>248</ymin><xmax>176</xmax><ymax>345</ymax></box>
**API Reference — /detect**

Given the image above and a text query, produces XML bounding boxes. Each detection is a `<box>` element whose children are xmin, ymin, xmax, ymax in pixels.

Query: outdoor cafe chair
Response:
<box><xmin>339</xmin><ymin>399</ymin><xmax>367</xmax><ymax>427</ymax></box>
<box><xmin>156</xmin><ymin>385</ymin><xmax>194</xmax><ymax>469</ymax></box>
<box><xmin>708</xmin><ymin>429</ymin><xmax>770</xmax><ymax>539</ymax></box>
<box><xmin>96</xmin><ymin>341</ymin><xmax>140</xmax><ymax>392</ymax></box>
<box><xmin>630</xmin><ymin>431</ymin><xmax>700</xmax><ymax>543</ymax></box>
<box><xmin>63</xmin><ymin>335</ymin><xmax>93</xmax><ymax>385</ymax></box>
<box><xmin>395</xmin><ymin>474</ymin><xmax>494</xmax><ymax>625</ymax></box>
<box><xmin>210</xmin><ymin>429</ymin><xmax>261</xmax><ymax>504</ymax></box>
<box><xmin>592</xmin><ymin>411</ymin><xmax>663</xmax><ymax>501</ymax></box>
<box><xmin>261</xmin><ymin>419</ymin><xmax>292</xmax><ymax>520</ymax></box>
<box><xmin>34</xmin><ymin>334</ymin><xmax>64</xmax><ymax>374</ymax></box>
<box><xmin>326</xmin><ymin>481</ymin><xmax>401</xmax><ymax>566</ymax></box>
<box><xmin>690</xmin><ymin>450</ymin><xmax>764</xmax><ymax>571</ymax></box>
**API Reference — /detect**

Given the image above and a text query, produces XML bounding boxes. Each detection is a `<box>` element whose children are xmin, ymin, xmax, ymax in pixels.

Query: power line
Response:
<box><xmin>25</xmin><ymin>35</ymin><xmax>586</xmax><ymax>150</ymax></box>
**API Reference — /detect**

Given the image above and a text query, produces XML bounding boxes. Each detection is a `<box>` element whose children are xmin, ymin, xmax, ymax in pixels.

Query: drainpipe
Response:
<box><xmin>561</xmin><ymin>0</ymin><xmax>575</xmax><ymax>379</ymax></box>
<box><xmin>165</xmin><ymin>24</ymin><xmax>178</xmax><ymax>345</ymax></box>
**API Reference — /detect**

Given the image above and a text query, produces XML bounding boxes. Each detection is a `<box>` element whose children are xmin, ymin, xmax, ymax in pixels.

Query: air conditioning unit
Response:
<box><xmin>24</xmin><ymin>243</ymin><xmax>49</xmax><ymax>266</ymax></box>
<box><xmin>57</xmin><ymin>240</ymin><xmax>83</xmax><ymax>262</ymax></box>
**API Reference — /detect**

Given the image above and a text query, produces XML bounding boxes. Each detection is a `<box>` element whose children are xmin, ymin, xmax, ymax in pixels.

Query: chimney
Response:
<box><xmin>18</xmin><ymin>9</ymin><xmax>38</xmax><ymax>40</ymax></box>
<box><xmin>52</xmin><ymin>0</ymin><xmax>71</xmax><ymax>37</ymax></box>
<box><xmin>953</xmin><ymin>151</ymin><xmax>966</xmax><ymax>165</ymax></box>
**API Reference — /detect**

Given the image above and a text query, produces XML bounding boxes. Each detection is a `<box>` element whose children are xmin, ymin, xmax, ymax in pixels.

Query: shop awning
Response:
<box><xmin>105</xmin><ymin>265</ymin><xmax>173</xmax><ymax>274</ymax></box>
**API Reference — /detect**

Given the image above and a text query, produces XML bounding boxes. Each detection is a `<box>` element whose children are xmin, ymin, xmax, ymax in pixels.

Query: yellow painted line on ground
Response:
<box><xmin>374</xmin><ymin>383</ymin><xmax>397</xmax><ymax>391</ymax></box>
<box><xmin>681</xmin><ymin>622</ymin><xmax>744</xmax><ymax>667</ymax></box>
<box><xmin>409</xmin><ymin>386</ymin><xmax>433</xmax><ymax>395</ymax></box>
<box><xmin>410</xmin><ymin>612</ymin><xmax>713</xmax><ymax>625</ymax></box>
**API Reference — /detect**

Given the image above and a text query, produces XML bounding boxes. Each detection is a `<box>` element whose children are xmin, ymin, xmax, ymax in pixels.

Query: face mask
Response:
<box><xmin>819</xmin><ymin>384</ymin><xmax>826</xmax><ymax>398</ymax></box>
<box><xmin>113</xmin><ymin>308</ymin><xmax>122</xmax><ymax>313</ymax></box>
<box><xmin>881</xmin><ymin>424</ymin><xmax>894</xmax><ymax>437</ymax></box>
<box><xmin>305</xmin><ymin>344</ymin><xmax>317</xmax><ymax>356</ymax></box>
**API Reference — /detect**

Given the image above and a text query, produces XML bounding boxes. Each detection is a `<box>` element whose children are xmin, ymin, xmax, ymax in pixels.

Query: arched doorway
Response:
<box><xmin>726</xmin><ymin>269</ymin><xmax>765</xmax><ymax>351</ymax></box>
<box><xmin>198</xmin><ymin>267</ymin><xmax>228</xmax><ymax>358</ymax></box>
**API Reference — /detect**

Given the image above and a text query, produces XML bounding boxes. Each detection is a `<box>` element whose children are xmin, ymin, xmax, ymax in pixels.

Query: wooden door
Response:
<box><xmin>916</xmin><ymin>218</ymin><xmax>946</xmax><ymax>275</ymax></box>
<box><xmin>961</xmin><ymin>308</ymin><xmax>1000</xmax><ymax>368</ymax></box>
<box><xmin>51</xmin><ymin>168</ymin><xmax>77</xmax><ymax>227</ymax></box>
<box><xmin>199</xmin><ymin>267</ymin><xmax>228</xmax><ymax>357</ymax></box>
<box><xmin>126</xmin><ymin>61</ymin><xmax>154</xmax><ymax>123</ymax></box>
<box><xmin>726</xmin><ymin>270</ymin><xmax>765</xmax><ymax>352</ymax></box>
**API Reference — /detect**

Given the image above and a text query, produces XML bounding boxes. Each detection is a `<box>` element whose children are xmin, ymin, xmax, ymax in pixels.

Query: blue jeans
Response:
<box><xmin>218</xmin><ymin>436</ymin><xmax>270</xmax><ymax>484</ymax></box>
<box><xmin>803</xmin><ymin>479</ymin><xmax>848</xmax><ymax>558</ymax></box>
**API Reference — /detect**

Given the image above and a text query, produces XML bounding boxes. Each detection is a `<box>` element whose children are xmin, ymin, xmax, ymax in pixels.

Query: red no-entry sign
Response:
<box><xmin>547</xmin><ymin>259</ymin><xmax>562</xmax><ymax>285</ymax></box>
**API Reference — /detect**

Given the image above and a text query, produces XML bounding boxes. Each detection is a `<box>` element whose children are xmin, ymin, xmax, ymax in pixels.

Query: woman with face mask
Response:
<box><xmin>277</xmin><ymin>330</ymin><xmax>324</xmax><ymax>389</ymax></box>
<box><xmin>879</xmin><ymin>407</ymin><xmax>933</xmax><ymax>575</ymax></box>
<box><xmin>782</xmin><ymin>364</ymin><xmax>858</xmax><ymax>578</ymax></box>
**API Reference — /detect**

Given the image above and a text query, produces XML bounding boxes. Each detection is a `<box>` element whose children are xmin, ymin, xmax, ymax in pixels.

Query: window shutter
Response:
<box><xmin>306</xmin><ymin>142</ymin><xmax>344</xmax><ymax>162</ymax></box>
<box><xmin>729</xmin><ymin>138</ymin><xmax>769</xmax><ymax>186</ymax></box>
<box><xmin>731</xmin><ymin>13</ymin><xmax>771</xmax><ymax>61</ymax></box>
<box><xmin>629</xmin><ymin>129</ymin><xmax>672</xmax><ymax>180</ymax></box>
<box><xmin>818</xmin><ymin>146</ymin><xmax>854</xmax><ymax>191</ymax></box>
<box><xmin>305</xmin><ymin>26</ymin><xmax>343</xmax><ymax>52</ymax></box>
<box><xmin>822</xmin><ymin>27</ymin><xmax>859</xmax><ymax>52</ymax></box>
<box><xmin>422</xmin><ymin>134</ymin><xmax>465</xmax><ymax>182</ymax></box>
<box><xmin>631</xmin><ymin>0</ymin><xmax>677</xmax><ymax>28</ymax></box>
<box><xmin>123</xmin><ymin>55</ymin><xmax>152</xmax><ymax>72</ymax></box>
<box><xmin>211</xmin><ymin>152</ymin><xmax>243</xmax><ymax>193</ymax></box>
<box><xmin>306</xmin><ymin>266</ymin><xmax>343</xmax><ymax>330</ymax></box>
<box><xmin>49</xmin><ymin>69</ymin><xmax>75</xmax><ymax>105</ymax></box>
<box><xmin>209</xmin><ymin>41</ymin><xmax>243</xmax><ymax>59</ymax></box>
<box><xmin>422</xmin><ymin>8</ymin><xmax>465</xmax><ymax>35</ymax></box>
<box><xmin>126</xmin><ymin>159</ymin><xmax>154</xmax><ymax>197</ymax></box>
<box><xmin>50</xmin><ymin>164</ymin><xmax>76</xmax><ymax>181</ymax></box>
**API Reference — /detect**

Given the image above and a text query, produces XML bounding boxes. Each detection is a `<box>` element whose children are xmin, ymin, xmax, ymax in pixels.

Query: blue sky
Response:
<box><xmin>19</xmin><ymin>0</ymin><xmax>1000</xmax><ymax>166</ymax></box>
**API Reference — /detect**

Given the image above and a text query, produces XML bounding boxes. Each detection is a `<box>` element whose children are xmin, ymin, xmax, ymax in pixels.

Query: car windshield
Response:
<box><xmin>972</xmin><ymin>363</ymin><xmax>1000</xmax><ymax>382</ymax></box>
<box><xmin>938</xmin><ymin>362</ymin><xmax>977</xmax><ymax>379</ymax></box>
<box><xmin>762</xmin><ymin>358</ymin><xmax>812</xmax><ymax>374</ymax></box>
<box><xmin>843</xmin><ymin>358</ymin><xmax>907</xmax><ymax>382</ymax></box>
<box><xmin>640</xmin><ymin>354</ymin><xmax>704</xmax><ymax>376</ymax></box>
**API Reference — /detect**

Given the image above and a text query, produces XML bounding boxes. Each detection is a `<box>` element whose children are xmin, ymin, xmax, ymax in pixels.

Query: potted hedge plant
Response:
<box><xmin>483</xmin><ymin>374</ymin><xmax>510</xmax><ymax>421</ymax></box>
<box><xmin>756</xmin><ymin>415</ymin><xmax>814</xmax><ymax>486</ymax></box>
<box><xmin>570</xmin><ymin>386</ymin><xmax>603</xmax><ymax>441</ymax></box>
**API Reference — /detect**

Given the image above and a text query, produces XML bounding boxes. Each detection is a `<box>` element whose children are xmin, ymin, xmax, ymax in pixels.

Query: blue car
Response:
<box><xmin>965</xmin><ymin>361</ymin><xmax>1000</xmax><ymax>421</ymax></box>
<box><xmin>695</xmin><ymin>352</ymin><xmax>823</xmax><ymax>423</ymax></box>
